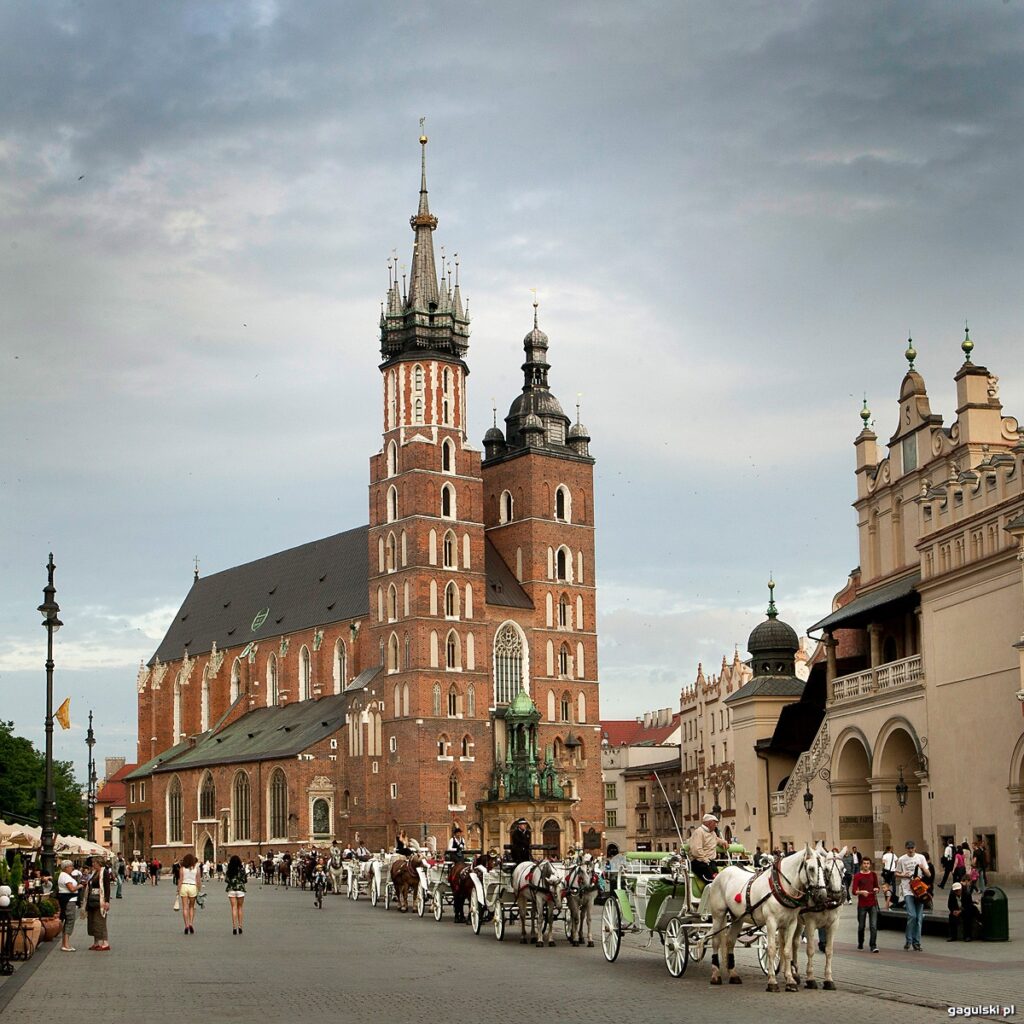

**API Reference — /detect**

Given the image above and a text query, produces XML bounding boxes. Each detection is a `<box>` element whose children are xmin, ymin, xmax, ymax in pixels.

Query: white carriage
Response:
<box><xmin>601</xmin><ymin>848</ymin><xmax>778</xmax><ymax>978</ymax></box>
<box><xmin>468</xmin><ymin>858</ymin><xmax>570</xmax><ymax>940</ymax></box>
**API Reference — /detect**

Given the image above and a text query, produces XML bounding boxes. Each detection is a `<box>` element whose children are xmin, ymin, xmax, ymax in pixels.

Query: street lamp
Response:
<box><xmin>86</xmin><ymin>711</ymin><xmax>97</xmax><ymax>843</ymax></box>
<box><xmin>895</xmin><ymin>765</ymin><xmax>909</xmax><ymax>812</ymax></box>
<box><xmin>37</xmin><ymin>553</ymin><xmax>63</xmax><ymax>879</ymax></box>
<box><xmin>803</xmin><ymin>779</ymin><xmax>814</xmax><ymax>816</ymax></box>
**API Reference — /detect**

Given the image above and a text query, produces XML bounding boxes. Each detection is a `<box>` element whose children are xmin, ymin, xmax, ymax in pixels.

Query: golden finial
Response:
<box><xmin>860</xmin><ymin>394</ymin><xmax>871</xmax><ymax>427</ymax></box>
<box><xmin>962</xmin><ymin>321</ymin><xmax>974</xmax><ymax>363</ymax></box>
<box><xmin>419</xmin><ymin>116</ymin><xmax>427</xmax><ymax>145</ymax></box>
<box><xmin>905</xmin><ymin>334</ymin><xmax>917</xmax><ymax>370</ymax></box>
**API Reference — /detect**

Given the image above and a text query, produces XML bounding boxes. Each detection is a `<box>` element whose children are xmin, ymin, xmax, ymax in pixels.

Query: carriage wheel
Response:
<box><xmin>687</xmin><ymin>926</ymin><xmax>708</xmax><ymax>962</ymax></box>
<box><xmin>494</xmin><ymin>905</ymin><xmax>506</xmax><ymax>941</ymax></box>
<box><xmin>349</xmin><ymin>877</ymin><xmax>359</xmax><ymax>901</ymax></box>
<box><xmin>756</xmin><ymin>932</ymin><xmax>780</xmax><ymax>977</ymax></box>
<box><xmin>433</xmin><ymin>890</ymin><xmax>443</xmax><ymax>922</ymax></box>
<box><xmin>384</xmin><ymin>883</ymin><xmax>391</xmax><ymax>911</ymax></box>
<box><xmin>470</xmin><ymin>893</ymin><xmax>482</xmax><ymax>934</ymax></box>
<box><xmin>664</xmin><ymin>918</ymin><xmax>690</xmax><ymax>978</ymax></box>
<box><xmin>416</xmin><ymin>887</ymin><xmax>426</xmax><ymax>918</ymax></box>
<box><xmin>370</xmin><ymin>878</ymin><xmax>379</xmax><ymax>906</ymax></box>
<box><xmin>601</xmin><ymin>898</ymin><xmax>622</xmax><ymax>963</ymax></box>
<box><xmin>562</xmin><ymin>901</ymin><xmax>573</xmax><ymax>941</ymax></box>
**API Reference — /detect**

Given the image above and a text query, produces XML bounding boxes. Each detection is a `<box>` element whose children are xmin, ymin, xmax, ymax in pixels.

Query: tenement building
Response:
<box><xmin>769</xmin><ymin>334</ymin><xmax>1024</xmax><ymax>879</ymax></box>
<box><xmin>123</xmin><ymin>137</ymin><xmax>604</xmax><ymax>863</ymax></box>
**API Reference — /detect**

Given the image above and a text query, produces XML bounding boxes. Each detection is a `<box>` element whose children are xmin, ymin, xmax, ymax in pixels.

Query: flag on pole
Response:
<box><xmin>55</xmin><ymin>697</ymin><xmax>71</xmax><ymax>730</ymax></box>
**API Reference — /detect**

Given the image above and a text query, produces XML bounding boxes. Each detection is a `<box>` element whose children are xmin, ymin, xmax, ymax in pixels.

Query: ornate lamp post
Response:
<box><xmin>895</xmin><ymin>765</ymin><xmax>909</xmax><ymax>812</ymax></box>
<box><xmin>37</xmin><ymin>553</ymin><xmax>63</xmax><ymax>879</ymax></box>
<box><xmin>803</xmin><ymin>779</ymin><xmax>814</xmax><ymax>816</ymax></box>
<box><xmin>86</xmin><ymin>711</ymin><xmax>97</xmax><ymax>843</ymax></box>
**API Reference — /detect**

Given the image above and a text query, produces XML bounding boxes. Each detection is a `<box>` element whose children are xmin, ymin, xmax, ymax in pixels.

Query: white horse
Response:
<box><xmin>328</xmin><ymin>846</ymin><xmax>345</xmax><ymax>895</ymax></box>
<box><xmin>511</xmin><ymin>860</ymin><xmax>566</xmax><ymax>947</ymax></box>
<box><xmin>791</xmin><ymin>845</ymin><xmax>847</xmax><ymax>991</ymax></box>
<box><xmin>705</xmin><ymin>843</ymin><xmax>826</xmax><ymax>992</ymax></box>
<box><xmin>565</xmin><ymin>853</ymin><xmax>601</xmax><ymax>948</ymax></box>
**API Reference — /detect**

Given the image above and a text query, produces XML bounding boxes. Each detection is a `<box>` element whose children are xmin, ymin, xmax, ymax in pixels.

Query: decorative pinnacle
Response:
<box><xmin>962</xmin><ymin>322</ymin><xmax>974</xmax><ymax>363</ymax></box>
<box><xmin>767</xmin><ymin>577</ymin><xmax>778</xmax><ymax>619</ymax></box>
<box><xmin>860</xmin><ymin>394</ymin><xmax>871</xmax><ymax>428</ymax></box>
<box><xmin>530</xmin><ymin>287</ymin><xmax>539</xmax><ymax>327</ymax></box>
<box><xmin>193</xmin><ymin>555</ymin><xmax>200</xmax><ymax>581</ymax></box>
<box><xmin>905</xmin><ymin>334</ymin><xmax>917</xmax><ymax>370</ymax></box>
<box><xmin>491</xmin><ymin>399</ymin><xmax>497</xmax><ymax>428</ymax></box>
<box><xmin>576</xmin><ymin>393</ymin><xmax>582</xmax><ymax>424</ymax></box>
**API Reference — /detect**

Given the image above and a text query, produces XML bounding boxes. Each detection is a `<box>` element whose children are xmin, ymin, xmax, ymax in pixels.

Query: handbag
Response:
<box><xmin>173</xmin><ymin>895</ymin><xmax>180</xmax><ymax>912</ymax></box>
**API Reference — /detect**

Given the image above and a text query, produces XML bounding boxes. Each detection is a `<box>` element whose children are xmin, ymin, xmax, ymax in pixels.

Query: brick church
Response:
<box><xmin>123</xmin><ymin>135</ymin><xmax>604</xmax><ymax>863</ymax></box>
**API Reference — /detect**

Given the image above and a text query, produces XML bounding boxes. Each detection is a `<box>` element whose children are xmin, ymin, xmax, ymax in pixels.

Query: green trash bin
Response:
<box><xmin>980</xmin><ymin>886</ymin><xmax>1008</xmax><ymax>942</ymax></box>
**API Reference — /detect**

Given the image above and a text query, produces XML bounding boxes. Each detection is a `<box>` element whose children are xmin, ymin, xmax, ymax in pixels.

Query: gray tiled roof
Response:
<box><xmin>724</xmin><ymin>675</ymin><xmax>806</xmax><ymax>704</ymax></box>
<box><xmin>150</xmin><ymin>527</ymin><xmax>370</xmax><ymax>665</ymax></box>
<box><xmin>484</xmin><ymin>540</ymin><xmax>534</xmax><ymax>609</ymax></box>
<box><xmin>124</xmin><ymin>737</ymin><xmax>196</xmax><ymax>781</ymax></box>
<box><xmin>808</xmin><ymin>570</ymin><xmax>920</xmax><ymax>634</ymax></box>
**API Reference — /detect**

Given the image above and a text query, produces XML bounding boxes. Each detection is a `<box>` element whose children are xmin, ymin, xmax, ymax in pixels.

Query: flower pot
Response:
<box><xmin>40</xmin><ymin>915</ymin><xmax>62</xmax><ymax>941</ymax></box>
<box><xmin>12</xmin><ymin>919</ymin><xmax>41</xmax><ymax>957</ymax></box>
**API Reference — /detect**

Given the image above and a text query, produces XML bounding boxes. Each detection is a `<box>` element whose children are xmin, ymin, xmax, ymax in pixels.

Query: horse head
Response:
<box><xmin>816</xmin><ymin>845</ymin><xmax>846</xmax><ymax>906</ymax></box>
<box><xmin>795</xmin><ymin>842</ymin><xmax>827</xmax><ymax>903</ymax></box>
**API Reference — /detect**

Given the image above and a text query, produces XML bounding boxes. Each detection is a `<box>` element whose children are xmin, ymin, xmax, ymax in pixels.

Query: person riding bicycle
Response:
<box><xmin>312</xmin><ymin>860</ymin><xmax>329</xmax><ymax>908</ymax></box>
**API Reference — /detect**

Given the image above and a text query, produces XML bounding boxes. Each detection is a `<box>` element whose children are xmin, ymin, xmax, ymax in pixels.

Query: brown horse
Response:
<box><xmin>450</xmin><ymin>851</ymin><xmax>497</xmax><ymax>923</ymax></box>
<box><xmin>390</xmin><ymin>853</ymin><xmax>422</xmax><ymax>912</ymax></box>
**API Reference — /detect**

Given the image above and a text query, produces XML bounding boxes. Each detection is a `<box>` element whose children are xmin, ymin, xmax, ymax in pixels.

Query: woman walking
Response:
<box><xmin>178</xmin><ymin>853</ymin><xmax>201</xmax><ymax>934</ymax></box>
<box><xmin>83</xmin><ymin>856</ymin><xmax>112</xmax><ymax>951</ymax></box>
<box><xmin>225</xmin><ymin>855</ymin><xmax>246</xmax><ymax>934</ymax></box>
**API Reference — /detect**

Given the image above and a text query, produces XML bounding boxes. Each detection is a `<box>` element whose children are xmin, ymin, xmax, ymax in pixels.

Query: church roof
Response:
<box><xmin>149</xmin><ymin>526</ymin><xmax>369</xmax><ymax>665</ymax></box>
<box><xmin>723</xmin><ymin>676</ymin><xmax>806</xmax><ymax>704</ymax></box>
<box><xmin>484</xmin><ymin>539</ymin><xmax>534</xmax><ymax>609</ymax></box>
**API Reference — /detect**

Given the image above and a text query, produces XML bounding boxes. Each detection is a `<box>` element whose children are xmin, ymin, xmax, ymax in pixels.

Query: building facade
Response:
<box><xmin>771</xmin><ymin>335</ymin><xmax>1024</xmax><ymax>878</ymax></box>
<box><xmin>124</xmin><ymin>137</ymin><xmax>604</xmax><ymax>863</ymax></box>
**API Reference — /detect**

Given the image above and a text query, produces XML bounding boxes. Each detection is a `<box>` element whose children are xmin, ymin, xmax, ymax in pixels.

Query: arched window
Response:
<box><xmin>232</xmin><ymin>772</ymin><xmax>250</xmax><ymax>841</ymax></box>
<box><xmin>394</xmin><ymin>683</ymin><xmax>401</xmax><ymax>718</ymax></box>
<box><xmin>443</xmin><ymin>530</ymin><xmax>456</xmax><ymax>568</ymax></box>
<box><xmin>387</xmin><ymin>370</ymin><xmax>397</xmax><ymax>429</ymax></box>
<box><xmin>448</xmin><ymin>773</ymin><xmax>461</xmax><ymax>806</ymax></box>
<box><xmin>200</xmin><ymin>668</ymin><xmax>210</xmax><ymax>732</ymax></box>
<box><xmin>312</xmin><ymin>798</ymin><xmax>331</xmax><ymax>839</ymax></box>
<box><xmin>199</xmin><ymin>771</ymin><xmax>216</xmax><ymax>819</ymax></box>
<box><xmin>378</xmin><ymin>536</ymin><xmax>385</xmax><ymax>571</ymax></box>
<box><xmin>500</xmin><ymin>490</ymin><xmax>514</xmax><ymax>523</ymax></box>
<box><xmin>558</xmin><ymin>644</ymin><xmax>570</xmax><ymax>677</ymax></box>
<box><xmin>516</xmin><ymin>547</ymin><xmax>523</xmax><ymax>580</ymax></box>
<box><xmin>172</xmin><ymin>673</ymin><xmax>184</xmax><ymax>743</ymax></box>
<box><xmin>388</xmin><ymin>584</ymin><xmax>398</xmax><ymax>621</ymax></box>
<box><xmin>404</xmin><ymin>634</ymin><xmax>411</xmax><ymax>669</ymax></box>
<box><xmin>404</xmin><ymin>580</ymin><xmax>410</xmax><ymax>616</ymax></box>
<box><xmin>429</xmin><ymin>529</ymin><xmax>438</xmax><ymax>565</ymax></box>
<box><xmin>266</xmin><ymin>653</ymin><xmax>278</xmax><ymax>706</ymax></box>
<box><xmin>430</xmin><ymin>630</ymin><xmax>439</xmax><ymax>667</ymax></box>
<box><xmin>387</xmin><ymin>485</ymin><xmax>398</xmax><ymax>523</ymax></box>
<box><xmin>560</xmin><ymin>692</ymin><xmax>571</xmax><ymax>722</ymax></box>
<box><xmin>387</xmin><ymin>440</ymin><xmax>397</xmax><ymax>476</ymax></box>
<box><xmin>377</xmin><ymin>585</ymin><xmax>384</xmax><ymax>621</ymax></box>
<box><xmin>493</xmin><ymin>622</ymin><xmax>526</xmax><ymax>704</ymax></box>
<box><xmin>429</xmin><ymin>580</ymin><xmax>438</xmax><ymax>616</ymax></box>
<box><xmin>269</xmin><ymin>769</ymin><xmax>288</xmax><ymax>840</ymax></box>
<box><xmin>432</xmin><ymin>683</ymin><xmax>442</xmax><ymax>718</ymax></box>
<box><xmin>414</xmin><ymin>397</ymin><xmax>423</xmax><ymax>424</ymax></box>
<box><xmin>466</xmin><ymin>684</ymin><xmax>476</xmax><ymax>718</ymax></box>
<box><xmin>461</xmin><ymin>734</ymin><xmax>474</xmax><ymax>758</ymax></box>
<box><xmin>387</xmin><ymin>633</ymin><xmax>400</xmax><ymax>673</ymax></box>
<box><xmin>333</xmin><ymin>640</ymin><xmax>346</xmax><ymax>694</ymax></box>
<box><xmin>414</xmin><ymin>363</ymin><xmax>424</xmax><ymax>393</ymax></box>
<box><xmin>576</xmin><ymin>596</ymin><xmax>584</xmax><ymax>631</ymax></box>
<box><xmin>576</xmin><ymin>641</ymin><xmax>585</xmax><ymax>679</ymax></box>
<box><xmin>386</xmin><ymin>533</ymin><xmax>397</xmax><ymax>572</ymax></box>
<box><xmin>445</xmin><ymin>581</ymin><xmax>459</xmax><ymax>618</ymax></box>
<box><xmin>466</xmin><ymin>631</ymin><xmax>475</xmax><ymax>670</ymax></box>
<box><xmin>464</xmin><ymin>583</ymin><xmax>473</xmax><ymax>618</ymax></box>
<box><xmin>446</xmin><ymin>630</ymin><xmax>460</xmax><ymax>670</ymax></box>
<box><xmin>558</xmin><ymin>594</ymin><xmax>569</xmax><ymax>628</ymax></box>
<box><xmin>442</xmin><ymin>367</ymin><xmax>452</xmax><ymax>425</ymax></box>
<box><xmin>441</xmin><ymin>483</ymin><xmax>455</xmax><ymax>519</ymax></box>
<box><xmin>230</xmin><ymin>658</ymin><xmax>241</xmax><ymax>703</ymax></box>
<box><xmin>556</xmin><ymin>547</ymin><xmax>570</xmax><ymax>582</ymax></box>
<box><xmin>442</xmin><ymin>438</ymin><xmax>454</xmax><ymax>473</ymax></box>
<box><xmin>447</xmin><ymin>685</ymin><xmax>460</xmax><ymax>717</ymax></box>
<box><xmin>463</xmin><ymin>533</ymin><xmax>471</xmax><ymax>568</ymax></box>
<box><xmin>167</xmin><ymin>776</ymin><xmax>183</xmax><ymax>844</ymax></box>
<box><xmin>547</xmin><ymin>689</ymin><xmax>556</xmax><ymax>722</ymax></box>
<box><xmin>299</xmin><ymin>645</ymin><xmax>311</xmax><ymax>701</ymax></box>
<box><xmin>553</xmin><ymin>736</ymin><xmax>564</xmax><ymax>760</ymax></box>
<box><xmin>555</xmin><ymin>485</ymin><xmax>571</xmax><ymax>522</ymax></box>
<box><xmin>437</xmin><ymin>733</ymin><xmax>450</xmax><ymax>757</ymax></box>
<box><xmin>577</xmin><ymin>692</ymin><xmax>587</xmax><ymax>724</ymax></box>
<box><xmin>402</xmin><ymin>683</ymin><xmax>410</xmax><ymax>717</ymax></box>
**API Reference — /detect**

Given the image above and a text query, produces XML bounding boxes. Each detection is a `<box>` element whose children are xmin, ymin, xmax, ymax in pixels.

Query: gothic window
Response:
<box><xmin>267</xmin><ymin>654</ymin><xmax>278</xmax><ymax>707</ymax></box>
<box><xmin>429</xmin><ymin>529</ymin><xmax>438</xmax><ymax>565</ymax></box>
<box><xmin>547</xmin><ymin>689</ymin><xmax>556</xmax><ymax>722</ymax></box>
<box><xmin>388</xmin><ymin>584</ymin><xmax>398</xmax><ymax>621</ymax></box>
<box><xmin>231</xmin><ymin>773</ymin><xmax>249</xmax><ymax>841</ymax></box>
<box><xmin>576</xmin><ymin>596</ymin><xmax>584</xmax><ymax>631</ymax></box>
<box><xmin>299</xmin><ymin>645</ymin><xmax>311</xmax><ymax>701</ymax></box>
<box><xmin>378</xmin><ymin>536</ymin><xmax>385</xmax><ymax>571</ymax></box>
<box><xmin>429</xmin><ymin>580</ymin><xmax>438</xmax><ymax>615</ymax></box>
<box><xmin>443</xmin><ymin>530</ymin><xmax>456</xmax><ymax>568</ymax></box>
<box><xmin>466</xmin><ymin>684</ymin><xmax>476</xmax><ymax>718</ymax></box>
<box><xmin>387</xmin><ymin>486</ymin><xmax>398</xmax><ymax>523</ymax></box>
<box><xmin>386</xmin><ymin>532</ymin><xmax>397</xmax><ymax>572</ymax></box>
<box><xmin>394</xmin><ymin>683</ymin><xmax>401</xmax><ymax>718</ymax></box>
<box><xmin>464</xmin><ymin>583</ymin><xmax>473</xmax><ymax>618</ymax></box>
<box><xmin>402</xmin><ymin>683</ymin><xmax>410</xmax><ymax>717</ymax></box>
<box><xmin>445</xmin><ymin>581</ymin><xmax>459</xmax><ymax>618</ymax></box>
<box><xmin>462</xmin><ymin>533</ymin><xmax>471</xmax><ymax>568</ymax></box>
<box><xmin>387</xmin><ymin>440</ymin><xmax>397</xmax><ymax>476</ymax></box>
<box><xmin>200</xmin><ymin>668</ymin><xmax>210</xmax><ymax>732</ymax></box>
<box><xmin>500</xmin><ymin>490</ymin><xmax>513</xmax><ymax>523</ymax></box>
<box><xmin>401</xmin><ymin>530</ymin><xmax>407</xmax><ymax>566</ymax></box>
<box><xmin>172</xmin><ymin>673</ymin><xmax>184</xmax><ymax>743</ymax></box>
<box><xmin>414</xmin><ymin>397</ymin><xmax>423</xmax><ymax>424</ymax></box>
<box><xmin>312</xmin><ymin>798</ymin><xmax>330</xmax><ymax>839</ymax></box>
<box><xmin>448</xmin><ymin>774</ymin><xmax>461</xmax><ymax>806</ymax></box>
<box><xmin>429</xmin><ymin>630</ymin><xmax>439</xmax><ymax>667</ymax></box>
<box><xmin>388</xmin><ymin>370</ymin><xmax>397</xmax><ymax>429</ymax></box>
<box><xmin>404</xmin><ymin>634</ymin><xmax>411</xmax><ymax>669</ymax></box>
<box><xmin>269</xmin><ymin>769</ymin><xmax>288</xmax><ymax>840</ymax></box>
<box><xmin>404</xmin><ymin>580</ymin><xmax>410</xmax><ymax>615</ymax></box>
<box><xmin>555</xmin><ymin>485</ymin><xmax>571</xmax><ymax>522</ymax></box>
<box><xmin>556</xmin><ymin>547</ymin><xmax>569</xmax><ymax>582</ymax></box>
<box><xmin>414</xmin><ymin>363</ymin><xmax>424</xmax><ymax>393</ymax></box>
<box><xmin>167</xmin><ymin>776</ymin><xmax>183</xmax><ymax>844</ymax></box>
<box><xmin>446</xmin><ymin>630</ymin><xmax>460</xmax><ymax>670</ymax></box>
<box><xmin>576</xmin><ymin>641</ymin><xmax>585</xmax><ymax>678</ymax></box>
<box><xmin>447</xmin><ymin>685</ymin><xmax>459</xmax><ymax>716</ymax></box>
<box><xmin>432</xmin><ymin>683</ymin><xmax>442</xmax><ymax>717</ymax></box>
<box><xmin>387</xmin><ymin>633</ymin><xmax>400</xmax><ymax>673</ymax></box>
<box><xmin>515</xmin><ymin>547</ymin><xmax>523</xmax><ymax>581</ymax></box>
<box><xmin>199</xmin><ymin>771</ymin><xmax>216</xmax><ymax>819</ymax></box>
<box><xmin>558</xmin><ymin>594</ymin><xmax>569</xmax><ymax>628</ymax></box>
<box><xmin>577</xmin><ymin>691</ymin><xmax>587</xmax><ymax>724</ymax></box>
<box><xmin>560</xmin><ymin>692</ymin><xmax>570</xmax><ymax>722</ymax></box>
<box><xmin>442</xmin><ymin>438</ymin><xmax>454</xmax><ymax>473</ymax></box>
<box><xmin>558</xmin><ymin>644</ymin><xmax>570</xmax><ymax>677</ymax></box>
<box><xmin>333</xmin><ymin>640</ymin><xmax>346</xmax><ymax>694</ymax></box>
<box><xmin>493</xmin><ymin>622</ymin><xmax>526</xmax><ymax>704</ymax></box>
<box><xmin>441</xmin><ymin>483</ymin><xmax>455</xmax><ymax>519</ymax></box>
<box><xmin>437</xmin><ymin>734</ymin><xmax>450</xmax><ymax>757</ymax></box>
<box><xmin>230</xmin><ymin>657</ymin><xmax>241</xmax><ymax>703</ymax></box>
<box><xmin>442</xmin><ymin>367</ymin><xmax>452</xmax><ymax>425</ymax></box>
<box><xmin>461</xmin><ymin>735</ymin><xmax>474</xmax><ymax>758</ymax></box>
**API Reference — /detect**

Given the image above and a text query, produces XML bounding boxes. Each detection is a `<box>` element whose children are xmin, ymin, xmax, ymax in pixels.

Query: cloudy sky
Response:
<box><xmin>2</xmin><ymin>1</ymin><xmax>1022</xmax><ymax>784</ymax></box>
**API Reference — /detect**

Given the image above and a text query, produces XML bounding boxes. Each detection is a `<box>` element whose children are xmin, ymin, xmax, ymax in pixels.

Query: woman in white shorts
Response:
<box><xmin>178</xmin><ymin>853</ymin><xmax>201</xmax><ymax>934</ymax></box>
<box><xmin>225</xmin><ymin>855</ymin><xmax>247</xmax><ymax>934</ymax></box>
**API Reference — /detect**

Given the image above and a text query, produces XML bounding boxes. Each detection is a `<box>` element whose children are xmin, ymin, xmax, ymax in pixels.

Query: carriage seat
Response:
<box><xmin>643</xmin><ymin>878</ymin><xmax>685</xmax><ymax>931</ymax></box>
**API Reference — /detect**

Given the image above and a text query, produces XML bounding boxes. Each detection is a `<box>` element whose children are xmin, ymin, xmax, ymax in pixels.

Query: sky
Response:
<box><xmin>2</xmin><ymin>1</ymin><xmax>1022</xmax><ymax>785</ymax></box>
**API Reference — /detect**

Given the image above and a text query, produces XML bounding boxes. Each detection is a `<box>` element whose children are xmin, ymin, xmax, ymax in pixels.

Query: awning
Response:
<box><xmin>809</xmin><ymin>570</ymin><xmax>920</xmax><ymax>633</ymax></box>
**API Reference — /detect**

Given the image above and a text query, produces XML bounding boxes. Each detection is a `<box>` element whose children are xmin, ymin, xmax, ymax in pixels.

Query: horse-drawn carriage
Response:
<box><xmin>601</xmin><ymin>847</ymin><xmax>778</xmax><ymax>978</ymax></box>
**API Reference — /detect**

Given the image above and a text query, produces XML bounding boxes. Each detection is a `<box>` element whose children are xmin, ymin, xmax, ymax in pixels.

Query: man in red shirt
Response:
<box><xmin>852</xmin><ymin>856</ymin><xmax>881</xmax><ymax>952</ymax></box>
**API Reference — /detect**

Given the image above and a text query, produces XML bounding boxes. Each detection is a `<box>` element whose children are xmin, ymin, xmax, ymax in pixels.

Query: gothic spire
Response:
<box><xmin>406</xmin><ymin>131</ymin><xmax>439</xmax><ymax>311</ymax></box>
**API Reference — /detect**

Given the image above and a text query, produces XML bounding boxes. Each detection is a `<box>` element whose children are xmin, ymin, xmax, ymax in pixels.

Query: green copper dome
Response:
<box><xmin>507</xmin><ymin>689</ymin><xmax>539</xmax><ymax>718</ymax></box>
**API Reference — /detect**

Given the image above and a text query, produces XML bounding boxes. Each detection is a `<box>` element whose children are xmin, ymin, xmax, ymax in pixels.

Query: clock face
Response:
<box><xmin>251</xmin><ymin>607</ymin><xmax>270</xmax><ymax>632</ymax></box>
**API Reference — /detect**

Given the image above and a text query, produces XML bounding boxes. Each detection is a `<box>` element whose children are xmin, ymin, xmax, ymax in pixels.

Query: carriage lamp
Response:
<box><xmin>895</xmin><ymin>766</ymin><xmax>909</xmax><ymax>812</ymax></box>
<box><xmin>802</xmin><ymin>780</ymin><xmax>813</xmax><ymax>816</ymax></box>
<box><xmin>711</xmin><ymin>801</ymin><xmax>722</xmax><ymax>819</ymax></box>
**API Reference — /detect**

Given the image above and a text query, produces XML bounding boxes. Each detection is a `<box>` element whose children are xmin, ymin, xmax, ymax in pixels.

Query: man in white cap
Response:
<box><xmin>689</xmin><ymin>812</ymin><xmax>728</xmax><ymax>882</ymax></box>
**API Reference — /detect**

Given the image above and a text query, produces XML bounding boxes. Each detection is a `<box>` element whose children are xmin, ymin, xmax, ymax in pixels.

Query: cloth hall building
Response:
<box><xmin>123</xmin><ymin>138</ymin><xmax>604</xmax><ymax>863</ymax></box>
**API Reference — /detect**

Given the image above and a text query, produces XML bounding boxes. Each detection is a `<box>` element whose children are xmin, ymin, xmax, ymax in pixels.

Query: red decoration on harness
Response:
<box><xmin>734</xmin><ymin>893</ymin><xmax>742</xmax><ymax>903</ymax></box>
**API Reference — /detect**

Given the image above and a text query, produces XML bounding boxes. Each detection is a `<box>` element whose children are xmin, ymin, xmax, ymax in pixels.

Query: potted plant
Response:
<box><xmin>12</xmin><ymin>900</ymin><xmax>42</xmax><ymax>957</ymax></box>
<box><xmin>38</xmin><ymin>896</ymin><xmax>61</xmax><ymax>941</ymax></box>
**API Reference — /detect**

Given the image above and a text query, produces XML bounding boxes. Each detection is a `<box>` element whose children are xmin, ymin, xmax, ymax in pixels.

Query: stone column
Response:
<box><xmin>868</xmin><ymin>623</ymin><xmax>883</xmax><ymax>691</ymax></box>
<box><xmin>904</xmin><ymin>612</ymin><xmax>915</xmax><ymax>658</ymax></box>
<box><xmin>825</xmin><ymin>633</ymin><xmax>838</xmax><ymax>702</ymax></box>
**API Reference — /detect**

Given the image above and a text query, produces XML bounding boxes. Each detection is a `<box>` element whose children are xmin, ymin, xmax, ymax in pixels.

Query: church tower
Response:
<box><xmin>366</xmin><ymin>133</ymin><xmax>490</xmax><ymax>839</ymax></box>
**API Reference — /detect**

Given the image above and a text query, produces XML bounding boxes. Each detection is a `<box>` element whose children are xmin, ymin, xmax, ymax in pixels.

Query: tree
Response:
<box><xmin>0</xmin><ymin>721</ymin><xmax>85</xmax><ymax>837</ymax></box>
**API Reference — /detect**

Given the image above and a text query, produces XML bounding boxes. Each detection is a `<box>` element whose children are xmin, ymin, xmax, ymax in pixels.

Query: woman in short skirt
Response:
<box><xmin>225</xmin><ymin>854</ymin><xmax>247</xmax><ymax>934</ymax></box>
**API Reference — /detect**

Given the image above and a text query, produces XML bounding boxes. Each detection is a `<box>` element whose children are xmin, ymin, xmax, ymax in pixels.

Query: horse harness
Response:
<box><xmin>517</xmin><ymin>862</ymin><xmax>559</xmax><ymax>903</ymax></box>
<box><xmin>564</xmin><ymin>864</ymin><xmax>600</xmax><ymax>898</ymax></box>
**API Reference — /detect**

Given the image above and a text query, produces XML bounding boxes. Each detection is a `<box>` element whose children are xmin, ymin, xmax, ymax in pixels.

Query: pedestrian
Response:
<box><xmin>938</xmin><ymin>838</ymin><xmax>954</xmax><ymax>889</ymax></box>
<box><xmin>947</xmin><ymin>881</ymin><xmax>964</xmax><ymax>941</ymax></box>
<box><xmin>116</xmin><ymin>856</ymin><xmax>125</xmax><ymax>899</ymax></box>
<box><xmin>172</xmin><ymin>860</ymin><xmax>181</xmax><ymax>887</ymax></box>
<box><xmin>952</xmin><ymin>844</ymin><xmax>968</xmax><ymax>883</ymax></box>
<box><xmin>841</xmin><ymin>846</ymin><xmax>855</xmax><ymax>896</ymax></box>
<box><xmin>225</xmin><ymin>854</ymin><xmax>246</xmax><ymax>935</ymax></box>
<box><xmin>56</xmin><ymin>860</ymin><xmax>80</xmax><ymax>952</ymax></box>
<box><xmin>972</xmin><ymin>838</ymin><xmax>988</xmax><ymax>890</ymax></box>
<box><xmin>83</xmin><ymin>856</ymin><xmax>112</xmax><ymax>951</ymax></box>
<box><xmin>852</xmin><ymin>856</ymin><xmax>880</xmax><ymax>952</ymax></box>
<box><xmin>960</xmin><ymin>882</ymin><xmax>979</xmax><ymax>940</ymax></box>
<box><xmin>178</xmin><ymin>853</ymin><xmax>201</xmax><ymax>935</ymax></box>
<box><xmin>895</xmin><ymin>840</ymin><xmax>931</xmax><ymax>951</ymax></box>
<box><xmin>881</xmin><ymin>845</ymin><xmax>897</xmax><ymax>903</ymax></box>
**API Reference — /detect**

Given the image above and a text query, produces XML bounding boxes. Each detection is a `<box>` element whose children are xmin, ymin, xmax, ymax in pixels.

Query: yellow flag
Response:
<box><xmin>55</xmin><ymin>698</ymin><xmax>71</xmax><ymax>731</ymax></box>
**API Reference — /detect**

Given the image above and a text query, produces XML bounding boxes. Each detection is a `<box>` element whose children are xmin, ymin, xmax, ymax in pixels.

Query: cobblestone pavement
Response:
<box><xmin>3</xmin><ymin>879</ymin><xmax>1021</xmax><ymax>1024</ymax></box>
